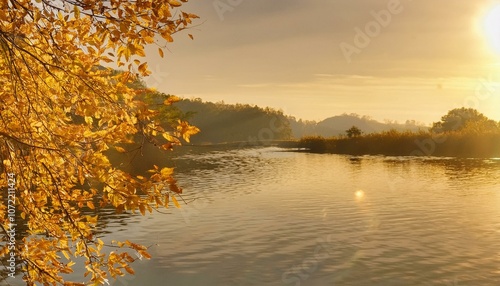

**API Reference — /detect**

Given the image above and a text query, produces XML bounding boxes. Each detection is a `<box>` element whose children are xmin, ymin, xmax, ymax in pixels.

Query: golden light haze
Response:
<box><xmin>144</xmin><ymin>0</ymin><xmax>500</xmax><ymax>124</ymax></box>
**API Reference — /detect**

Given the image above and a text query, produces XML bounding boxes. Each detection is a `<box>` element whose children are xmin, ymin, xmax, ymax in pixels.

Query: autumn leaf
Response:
<box><xmin>162</xmin><ymin>132</ymin><xmax>176</xmax><ymax>142</ymax></box>
<box><xmin>168</xmin><ymin>0</ymin><xmax>183</xmax><ymax>7</ymax></box>
<box><xmin>86</xmin><ymin>201</ymin><xmax>95</xmax><ymax>210</ymax></box>
<box><xmin>138</xmin><ymin>62</ymin><xmax>149</xmax><ymax>76</ymax></box>
<box><xmin>163</xmin><ymin>95</ymin><xmax>180</xmax><ymax>105</ymax></box>
<box><xmin>115</xmin><ymin>146</ymin><xmax>127</xmax><ymax>153</ymax></box>
<box><xmin>78</xmin><ymin>165</ymin><xmax>85</xmax><ymax>185</ymax></box>
<box><xmin>171</xmin><ymin>195</ymin><xmax>181</xmax><ymax>208</ymax></box>
<box><xmin>0</xmin><ymin>0</ymin><xmax>199</xmax><ymax>284</ymax></box>
<box><xmin>176</xmin><ymin>120</ymin><xmax>200</xmax><ymax>143</ymax></box>
<box><xmin>125</xmin><ymin>267</ymin><xmax>135</xmax><ymax>275</ymax></box>
<box><xmin>74</xmin><ymin>5</ymin><xmax>80</xmax><ymax>19</ymax></box>
<box><xmin>161</xmin><ymin>167</ymin><xmax>174</xmax><ymax>177</ymax></box>
<box><xmin>161</xmin><ymin>31</ymin><xmax>174</xmax><ymax>42</ymax></box>
<box><xmin>62</xmin><ymin>250</ymin><xmax>71</xmax><ymax>260</ymax></box>
<box><xmin>169</xmin><ymin>182</ymin><xmax>182</xmax><ymax>194</ymax></box>
<box><xmin>139</xmin><ymin>204</ymin><xmax>146</xmax><ymax>216</ymax></box>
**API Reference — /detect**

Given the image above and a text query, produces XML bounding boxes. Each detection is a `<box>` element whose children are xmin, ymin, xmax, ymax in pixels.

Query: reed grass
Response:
<box><xmin>298</xmin><ymin>130</ymin><xmax>500</xmax><ymax>158</ymax></box>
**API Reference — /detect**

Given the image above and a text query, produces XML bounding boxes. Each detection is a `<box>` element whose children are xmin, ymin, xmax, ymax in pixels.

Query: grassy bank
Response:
<box><xmin>298</xmin><ymin>130</ymin><xmax>500</xmax><ymax>158</ymax></box>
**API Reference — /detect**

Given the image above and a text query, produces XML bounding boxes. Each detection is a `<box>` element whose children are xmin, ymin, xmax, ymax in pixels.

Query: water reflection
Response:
<box><xmin>71</xmin><ymin>147</ymin><xmax>500</xmax><ymax>285</ymax></box>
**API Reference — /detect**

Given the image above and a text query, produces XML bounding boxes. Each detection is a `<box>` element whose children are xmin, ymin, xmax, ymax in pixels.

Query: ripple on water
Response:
<box><xmin>91</xmin><ymin>147</ymin><xmax>500</xmax><ymax>285</ymax></box>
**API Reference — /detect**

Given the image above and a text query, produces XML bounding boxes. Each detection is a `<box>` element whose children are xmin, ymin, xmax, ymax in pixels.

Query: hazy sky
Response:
<box><xmin>143</xmin><ymin>0</ymin><xmax>500</xmax><ymax>124</ymax></box>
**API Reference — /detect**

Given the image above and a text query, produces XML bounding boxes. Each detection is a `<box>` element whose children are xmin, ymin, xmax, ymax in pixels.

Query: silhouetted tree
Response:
<box><xmin>346</xmin><ymin>126</ymin><xmax>362</xmax><ymax>138</ymax></box>
<box><xmin>431</xmin><ymin>108</ymin><xmax>498</xmax><ymax>133</ymax></box>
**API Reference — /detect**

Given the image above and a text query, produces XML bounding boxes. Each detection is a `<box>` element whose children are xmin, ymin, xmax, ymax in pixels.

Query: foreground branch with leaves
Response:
<box><xmin>0</xmin><ymin>0</ymin><xmax>199</xmax><ymax>284</ymax></box>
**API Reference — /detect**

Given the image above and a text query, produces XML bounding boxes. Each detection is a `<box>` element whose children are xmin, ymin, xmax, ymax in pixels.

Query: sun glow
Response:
<box><xmin>355</xmin><ymin>190</ymin><xmax>365</xmax><ymax>201</ymax></box>
<box><xmin>483</xmin><ymin>4</ymin><xmax>500</xmax><ymax>54</ymax></box>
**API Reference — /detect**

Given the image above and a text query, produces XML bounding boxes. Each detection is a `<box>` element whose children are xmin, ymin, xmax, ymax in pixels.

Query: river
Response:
<box><xmin>70</xmin><ymin>146</ymin><xmax>500</xmax><ymax>285</ymax></box>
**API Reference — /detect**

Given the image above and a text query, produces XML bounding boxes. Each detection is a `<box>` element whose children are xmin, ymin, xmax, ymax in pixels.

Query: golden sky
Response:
<box><xmin>144</xmin><ymin>0</ymin><xmax>500</xmax><ymax>124</ymax></box>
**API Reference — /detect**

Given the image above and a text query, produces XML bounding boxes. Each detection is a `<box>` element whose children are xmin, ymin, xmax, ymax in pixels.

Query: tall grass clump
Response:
<box><xmin>298</xmin><ymin>129</ymin><xmax>500</xmax><ymax>158</ymax></box>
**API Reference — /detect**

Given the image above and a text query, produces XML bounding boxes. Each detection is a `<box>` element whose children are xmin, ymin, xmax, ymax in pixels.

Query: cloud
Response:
<box><xmin>146</xmin><ymin>0</ymin><xmax>500</xmax><ymax>123</ymax></box>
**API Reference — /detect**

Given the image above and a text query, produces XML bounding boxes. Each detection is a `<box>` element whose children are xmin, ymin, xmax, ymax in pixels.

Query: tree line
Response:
<box><xmin>172</xmin><ymin>98</ymin><xmax>293</xmax><ymax>144</ymax></box>
<box><xmin>299</xmin><ymin>108</ymin><xmax>500</xmax><ymax>158</ymax></box>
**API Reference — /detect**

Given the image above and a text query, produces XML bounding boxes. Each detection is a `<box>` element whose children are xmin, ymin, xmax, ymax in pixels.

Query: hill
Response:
<box><xmin>168</xmin><ymin>99</ymin><xmax>427</xmax><ymax>143</ymax></box>
<box><xmin>289</xmin><ymin>113</ymin><xmax>427</xmax><ymax>138</ymax></box>
<box><xmin>175</xmin><ymin>98</ymin><xmax>292</xmax><ymax>144</ymax></box>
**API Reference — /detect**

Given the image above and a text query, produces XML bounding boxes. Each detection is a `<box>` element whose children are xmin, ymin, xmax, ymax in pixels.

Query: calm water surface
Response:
<box><xmin>84</xmin><ymin>147</ymin><xmax>500</xmax><ymax>285</ymax></box>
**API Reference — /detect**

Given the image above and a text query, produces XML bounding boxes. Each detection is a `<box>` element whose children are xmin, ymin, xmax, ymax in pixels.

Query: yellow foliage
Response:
<box><xmin>171</xmin><ymin>196</ymin><xmax>181</xmax><ymax>209</ymax></box>
<box><xmin>0</xmin><ymin>0</ymin><xmax>198</xmax><ymax>285</ymax></box>
<box><xmin>176</xmin><ymin>120</ymin><xmax>201</xmax><ymax>143</ymax></box>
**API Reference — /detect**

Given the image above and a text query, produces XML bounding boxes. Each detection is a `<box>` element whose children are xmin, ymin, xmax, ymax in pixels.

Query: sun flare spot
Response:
<box><xmin>483</xmin><ymin>4</ymin><xmax>500</xmax><ymax>54</ymax></box>
<box><xmin>355</xmin><ymin>190</ymin><xmax>365</xmax><ymax>200</ymax></box>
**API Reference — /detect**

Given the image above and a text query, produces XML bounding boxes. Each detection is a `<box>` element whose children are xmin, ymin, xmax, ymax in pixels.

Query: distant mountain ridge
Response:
<box><xmin>289</xmin><ymin>113</ymin><xmax>428</xmax><ymax>138</ymax></box>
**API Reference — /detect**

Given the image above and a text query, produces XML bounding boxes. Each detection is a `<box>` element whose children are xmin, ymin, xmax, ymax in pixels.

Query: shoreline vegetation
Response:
<box><xmin>180</xmin><ymin>107</ymin><xmax>500</xmax><ymax>159</ymax></box>
<box><xmin>182</xmin><ymin>130</ymin><xmax>500</xmax><ymax>159</ymax></box>
<box><xmin>296</xmin><ymin>107</ymin><xmax>500</xmax><ymax>158</ymax></box>
<box><xmin>130</xmin><ymin>99</ymin><xmax>500</xmax><ymax>159</ymax></box>
<box><xmin>296</xmin><ymin>131</ymin><xmax>500</xmax><ymax>158</ymax></box>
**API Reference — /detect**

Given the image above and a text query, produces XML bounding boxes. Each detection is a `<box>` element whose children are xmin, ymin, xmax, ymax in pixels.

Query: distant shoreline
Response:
<box><xmin>180</xmin><ymin>132</ymin><xmax>500</xmax><ymax>159</ymax></box>
<box><xmin>296</xmin><ymin>131</ymin><xmax>500</xmax><ymax>159</ymax></box>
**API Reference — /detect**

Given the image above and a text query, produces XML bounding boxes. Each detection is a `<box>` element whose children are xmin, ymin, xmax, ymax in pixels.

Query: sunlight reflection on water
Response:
<box><xmin>69</xmin><ymin>147</ymin><xmax>500</xmax><ymax>285</ymax></box>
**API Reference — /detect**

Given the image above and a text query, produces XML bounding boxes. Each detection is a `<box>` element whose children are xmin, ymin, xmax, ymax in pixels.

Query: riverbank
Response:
<box><xmin>297</xmin><ymin>130</ymin><xmax>500</xmax><ymax>158</ymax></box>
